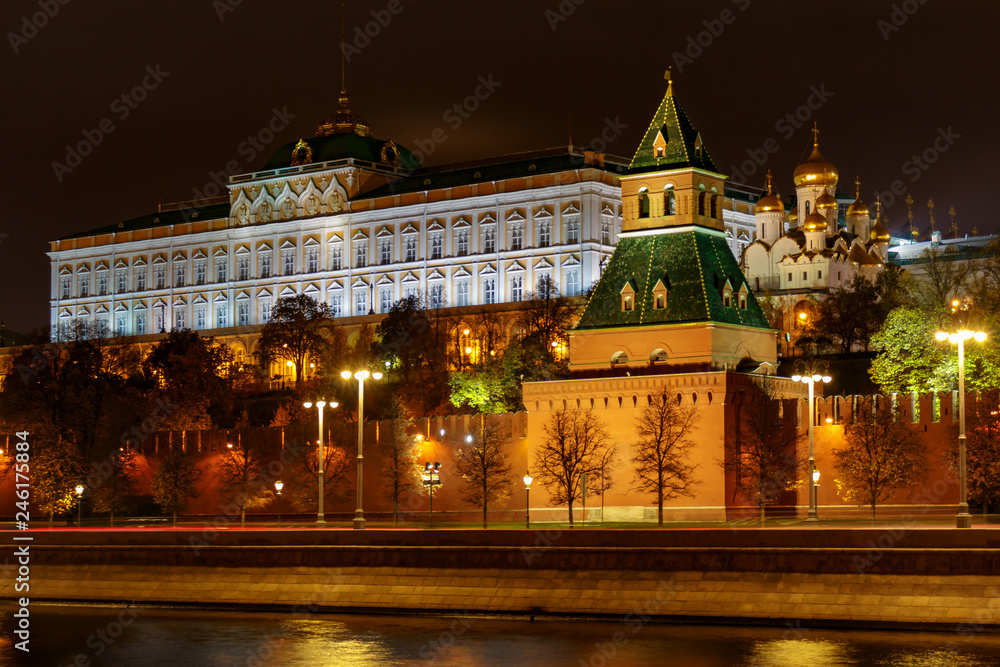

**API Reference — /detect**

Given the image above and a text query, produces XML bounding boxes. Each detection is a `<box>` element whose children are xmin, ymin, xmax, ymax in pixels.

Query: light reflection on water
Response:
<box><xmin>3</xmin><ymin>604</ymin><xmax>1000</xmax><ymax>667</ymax></box>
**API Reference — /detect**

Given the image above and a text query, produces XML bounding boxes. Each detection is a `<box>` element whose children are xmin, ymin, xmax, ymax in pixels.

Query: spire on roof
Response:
<box><xmin>628</xmin><ymin>69</ymin><xmax>716</xmax><ymax>173</ymax></box>
<box><xmin>905</xmin><ymin>194</ymin><xmax>917</xmax><ymax>240</ymax></box>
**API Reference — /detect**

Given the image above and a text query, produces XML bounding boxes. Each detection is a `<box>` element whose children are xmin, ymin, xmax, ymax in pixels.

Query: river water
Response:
<box><xmin>2</xmin><ymin>604</ymin><xmax>1000</xmax><ymax>666</ymax></box>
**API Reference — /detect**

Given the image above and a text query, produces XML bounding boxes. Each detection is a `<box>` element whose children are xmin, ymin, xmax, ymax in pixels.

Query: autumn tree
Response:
<box><xmin>632</xmin><ymin>390</ymin><xmax>699</xmax><ymax>527</ymax></box>
<box><xmin>142</xmin><ymin>329</ymin><xmax>234</xmax><ymax>429</ymax></box>
<box><xmin>152</xmin><ymin>447</ymin><xmax>205</xmax><ymax>526</ymax></box>
<box><xmin>721</xmin><ymin>379</ymin><xmax>803</xmax><ymax>522</ymax></box>
<box><xmin>256</xmin><ymin>295</ymin><xmax>332</xmax><ymax>384</ymax></box>
<box><xmin>379</xmin><ymin>396</ymin><xmax>421</xmax><ymax>526</ymax></box>
<box><xmin>32</xmin><ymin>438</ymin><xmax>83</xmax><ymax>527</ymax></box>
<box><xmin>834</xmin><ymin>395</ymin><xmax>929</xmax><ymax>519</ymax></box>
<box><xmin>456</xmin><ymin>415</ymin><xmax>514</xmax><ymax>528</ymax></box>
<box><xmin>535</xmin><ymin>409</ymin><xmax>611</xmax><ymax>526</ymax></box>
<box><xmin>962</xmin><ymin>391</ymin><xmax>1000</xmax><ymax>511</ymax></box>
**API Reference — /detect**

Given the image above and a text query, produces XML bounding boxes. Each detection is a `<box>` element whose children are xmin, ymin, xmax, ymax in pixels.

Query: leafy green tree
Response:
<box><xmin>721</xmin><ymin>379</ymin><xmax>802</xmax><ymax>522</ymax></box>
<box><xmin>834</xmin><ymin>396</ymin><xmax>929</xmax><ymax>519</ymax></box>
<box><xmin>372</xmin><ymin>296</ymin><xmax>450</xmax><ymax>415</ymax></box>
<box><xmin>456</xmin><ymin>415</ymin><xmax>513</xmax><ymax>528</ymax></box>
<box><xmin>535</xmin><ymin>409</ymin><xmax>611</xmax><ymax>526</ymax></box>
<box><xmin>870</xmin><ymin>307</ymin><xmax>951</xmax><ymax>394</ymax></box>
<box><xmin>152</xmin><ymin>448</ymin><xmax>205</xmax><ymax>526</ymax></box>
<box><xmin>256</xmin><ymin>295</ymin><xmax>332</xmax><ymax>384</ymax></box>
<box><xmin>448</xmin><ymin>362</ymin><xmax>508</xmax><ymax>414</ymax></box>
<box><xmin>810</xmin><ymin>275</ymin><xmax>880</xmax><ymax>353</ymax></box>
<box><xmin>632</xmin><ymin>390</ymin><xmax>699</xmax><ymax>527</ymax></box>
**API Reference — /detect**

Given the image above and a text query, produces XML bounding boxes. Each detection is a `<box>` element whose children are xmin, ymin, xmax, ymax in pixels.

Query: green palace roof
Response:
<box><xmin>576</xmin><ymin>228</ymin><xmax>770</xmax><ymax>330</ymax></box>
<box><xmin>261</xmin><ymin>133</ymin><xmax>421</xmax><ymax>172</ymax></box>
<box><xmin>59</xmin><ymin>203</ymin><xmax>231</xmax><ymax>240</ymax></box>
<box><xmin>628</xmin><ymin>79</ymin><xmax>718</xmax><ymax>175</ymax></box>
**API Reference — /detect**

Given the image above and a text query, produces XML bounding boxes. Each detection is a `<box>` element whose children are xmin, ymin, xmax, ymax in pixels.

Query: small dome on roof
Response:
<box><xmin>803</xmin><ymin>212</ymin><xmax>828</xmax><ymax>233</ymax></box>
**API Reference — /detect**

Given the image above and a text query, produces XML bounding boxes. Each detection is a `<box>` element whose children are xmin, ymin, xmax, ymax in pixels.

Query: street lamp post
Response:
<box><xmin>423</xmin><ymin>462</ymin><xmax>442</xmax><ymax>527</ymax></box>
<box><xmin>791</xmin><ymin>369</ymin><xmax>831</xmax><ymax>521</ymax></box>
<box><xmin>303</xmin><ymin>400</ymin><xmax>338</xmax><ymax>525</ymax></box>
<box><xmin>274</xmin><ymin>480</ymin><xmax>284</xmax><ymax>526</ymax></box>
<box><xmin>342</xmin><ymin>369</ymin><xmax>383</xmax><ymax>530</ymax></box>
<box><xmin>523</xmin><ymin>472</ymin><xmax>533</xmax><ymax>529</ymax></box>
<box><xmin>75</xmin><ymin>483</ymin><xmax>85</xmax><ymax>527</ymax></box>
<box><xmin>936</xmin><ymin>326</ymin><xmax>987</xmax><ymax>529</ymax></box>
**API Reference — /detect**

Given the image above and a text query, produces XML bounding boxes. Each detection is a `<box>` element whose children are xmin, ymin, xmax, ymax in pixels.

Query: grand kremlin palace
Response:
<box><xmin>44</xmin><ymin>89</ymin><xmax>771</xmax><ymax>374</ymax></box>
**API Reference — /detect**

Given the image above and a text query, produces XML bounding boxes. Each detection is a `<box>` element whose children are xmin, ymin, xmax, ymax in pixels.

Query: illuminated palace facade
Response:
<box><xmin>46</xmin><ymin>91</ymin><xmax>762</xmax><ymax>368</ymax></box>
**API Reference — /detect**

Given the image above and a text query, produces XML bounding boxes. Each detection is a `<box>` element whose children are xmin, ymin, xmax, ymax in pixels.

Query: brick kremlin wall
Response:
<box><xmin>0</xmin><ymin>389</ymin><xmax>983</xmax><ymax>522</ymax></box>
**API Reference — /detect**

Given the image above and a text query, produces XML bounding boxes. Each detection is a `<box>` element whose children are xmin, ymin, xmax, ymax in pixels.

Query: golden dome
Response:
<box><xmin>793</xmin><ymin>128</ymin><xmax>838</xmax><ymax>188</ymax></box>
<box><xmin>847</xmin><ymin>198</ymin><xmax>869</xmax><ymax>218</ymax></box>
<box><xmin>815</xmin><ymin>192</ymin><xmax>837</xmax><ymax>210</ymax></box>
<box><xmin>847</xmin><ymin>178</ymin><xmax>869</xmax><ymax>218</ymax></box>
<box><xmin>788</xmin><ymin>207</ymin><xmax>799</xmax><ymax>223</ymax></box>
<box><xmin>803</xmin><ymin>212</ymin><xmax>828</xmax><ymax>233</ymax></box>
<box><xmin>758</xmin><ymin>194</ymin><xmax>783</xmax><ymax>213</ymax></box>
<box><xmin>757</xmin><ymin>170</ymin><xmax>783</xmax><ymax>212</ymax></box>
<box><xmin>870</xmin><ymin>219</ymin><xmax>891</xmax><ymax>243</ymax></box>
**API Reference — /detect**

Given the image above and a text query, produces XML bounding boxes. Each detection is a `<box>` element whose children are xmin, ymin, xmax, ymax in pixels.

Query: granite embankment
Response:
<box><xmin>5</xmin><ymin>529</ymin><xmax>1000</xmax><ymax>630</ymax></box>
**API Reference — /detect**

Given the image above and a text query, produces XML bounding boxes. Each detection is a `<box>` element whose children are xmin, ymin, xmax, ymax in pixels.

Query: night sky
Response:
<box><xmin>2</xmin><ymin>0</ymin><xmax>997</xmax><ymax>335</ymax></box>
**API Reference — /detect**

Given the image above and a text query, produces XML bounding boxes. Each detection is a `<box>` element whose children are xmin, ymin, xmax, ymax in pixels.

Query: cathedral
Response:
<box><xmin>740</xmin><ymin>128</ymin><xmax>890</xmax><ymax>347</ymax></box>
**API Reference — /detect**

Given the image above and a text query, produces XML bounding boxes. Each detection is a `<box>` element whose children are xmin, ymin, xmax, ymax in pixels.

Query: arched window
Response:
<box><xmin>805</xmin><ymin>201</ymin><xmax>811</xmax><ymax>215</ymax></box>
<box><xmin>698</xmin><ymin>191</ymin><xmax>709</xmax><ymax>216</ymax></box>
<box><xmin>638</xmin><ymin>190</ymin><xmax>650</xmax><ymax>219</ymax></box>
<box><xmin>664</xmin><ymin>186</ymin><xmax>676</xmax><ymax>215</ymax></box>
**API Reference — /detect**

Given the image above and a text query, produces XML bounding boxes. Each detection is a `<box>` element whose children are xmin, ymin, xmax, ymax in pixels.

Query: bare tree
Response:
<box><xmin>834</xmin><ymin>395</ymin><xmax>929</xmax><ymax>519</ymax></box>
<box><xmin>535</xmin><ymin>409</ymin><xmax>611</xmax><ymax>526</ymax></box>
<box><xmin>285</xmin><ymin>419</ymin><xmax>354</xmax><ymax>514</ymax></box>
<box><xmin>515</xmin><ymin>275</ymin><xmax>579</xmax><ymax>349</ymax></box>
<box><xmin>152</xmin><ymin>447</ymin><xmax>204</xmax><ymax>526</ymax></box>
<box><xmin>456</xmin><ymin>415</ymin><xmax>513</xmax><ymax>528</ymax></box>
<box><xmin>90</xmin><ymin>447</ymin><xmax>140</xmax><ymax>526</ymax></box>
<box><xmin>633</xmin><ymin>391</ymin><xmax>699</xmax><ymax>526</ymax></box>
<box><xmin>722</xmin><ymin>379</ymin><xmax>803</xmax><ymax>523</ymax></box>
<box><xmin>217</xmin><ymin>416</ymin><xmax>272</xmax><ymax>526</ymax></box>
<box><xmin>380</xmin><ymin>396</ymin><xmax>421</xmax><ymax>526</ymax></box>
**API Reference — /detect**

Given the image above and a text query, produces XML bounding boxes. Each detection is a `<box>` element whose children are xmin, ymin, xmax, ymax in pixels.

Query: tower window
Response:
<box><xmin>638</xmin><ymin>191</ymin><xmax>650</xmax><ymax>219</ymax></box>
